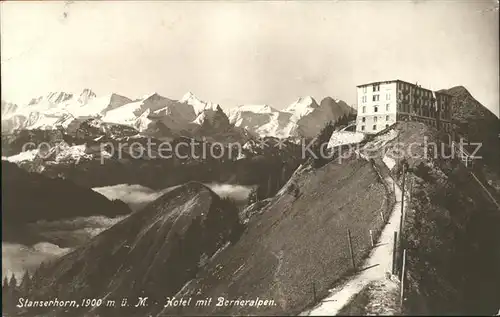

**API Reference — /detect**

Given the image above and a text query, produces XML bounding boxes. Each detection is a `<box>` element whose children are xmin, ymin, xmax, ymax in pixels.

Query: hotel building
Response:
<box><xmin>356</xmin><ymin>80</ymin><xmax>453</xmax><ymax>134</ymax></box>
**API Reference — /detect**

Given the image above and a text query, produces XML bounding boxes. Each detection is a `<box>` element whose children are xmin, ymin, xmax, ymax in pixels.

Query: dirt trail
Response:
<box><xmin>300</xmin><ymin>165</ymin><xmax>405</xmax><ymax>316</ymax></box>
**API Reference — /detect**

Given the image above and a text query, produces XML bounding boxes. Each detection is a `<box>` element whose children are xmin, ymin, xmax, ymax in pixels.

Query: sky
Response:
<box><xmin>1</xmin><ymin>0</ymin><xmax>499</xmax><ymax>117</ymax></box>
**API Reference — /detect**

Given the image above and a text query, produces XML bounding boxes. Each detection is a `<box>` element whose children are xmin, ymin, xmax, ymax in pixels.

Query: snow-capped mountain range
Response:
<box><xmin>1</xmin><ymin>90</ymin><xmax>355</xmax><ymax>139</ymax></box>
<box><xmin>228</xmin><ymin>96</ymin><xmax>355</xmax><ymax>138</ymax></box>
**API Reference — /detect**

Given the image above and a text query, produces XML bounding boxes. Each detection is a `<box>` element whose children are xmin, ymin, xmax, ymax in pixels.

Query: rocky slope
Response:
<box><xmin>6</xmin><ymin>182</ymin><xmax>244</xmax><ymax>317</ymax></box>
<box><xmin>438</xmin><ymin>86</ymin><xmax>498</xmax><ymax>123</ymax></box>
<box><xmin>368</xmin><ymin>121</ymin><xmax>500</xmax><ymax>315</ymax></box>
<box><xmin>403</xmin><ymin>157</ymin><xmax>500</xmax><ymax>315</ymax></box>
<box><xmin>440</xmin><ymin>86</ymin><xmax>499</xmax><ymax>152</ymax></box>
<box><xmin>440</xmin><ymin>86</ymin><xmax>500</xmax><ymax>185</ymax></box>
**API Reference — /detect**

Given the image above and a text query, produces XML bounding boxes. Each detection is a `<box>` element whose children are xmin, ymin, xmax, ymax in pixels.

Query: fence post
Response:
<box><xmin>347</xmin><ymin>229</ymin><xmax>356</xmax><ymax>270</ymax></box>
<box><xmin>392</xmin><ymin>231</ymin><xmax>398</xmax><ymax>275</ymax></box>
<box><xmin>369</xmin><ymin>230</ymin><xmax>374</xmax><ymax>247</ymax></box>
<box><xmin>380</xmin><ymin>211</ymin><xmax>385</xmax><ymax>223</ymax></box>
<box><xmin>409</xmin><ymin>176</ymin><xmax>413</xmax><ymax>201</ymax></box>
<box><xmin>312</xmin><ymin>282</ymin><xmax>317</xmax><ymax>302</ymax></box>
<box><xmin>399</xmin><ymin>166</ymin><xmax>406</xmax><ymax>264</ymax></box>
<box><xmin>400</xmin><ymin>249</ymin><xmax>407</xmax><ymax>305</ymax></box>
<box><xmin>400</xmin><ymin>165</ymin><xmax>406</xmax><ymax>233</ymax></box>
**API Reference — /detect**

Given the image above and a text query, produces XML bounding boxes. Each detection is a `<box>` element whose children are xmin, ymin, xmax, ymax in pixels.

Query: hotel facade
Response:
<box><xmin>356</xmin><ymin>80</ymin><xmax>453</xmax><ymax>134</ymax></box>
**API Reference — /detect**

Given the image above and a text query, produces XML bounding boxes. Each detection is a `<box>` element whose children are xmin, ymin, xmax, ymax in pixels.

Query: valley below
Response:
<box><xmin>2</xmin><ymin>182</ymin><xmax>254</xmax><ymax>281</ymax></box>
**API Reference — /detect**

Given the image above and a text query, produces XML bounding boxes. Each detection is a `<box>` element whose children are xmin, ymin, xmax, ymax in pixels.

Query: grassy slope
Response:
<box><xmin>161</xmin><ymin>156</ymin><xmax>391</xmax><ymax>316</ymax></box>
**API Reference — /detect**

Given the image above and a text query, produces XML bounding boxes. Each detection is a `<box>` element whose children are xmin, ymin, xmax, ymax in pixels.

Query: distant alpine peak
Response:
<box><xmin>236</xmin><ymin>104</ymin><xmax>276</xmax><ymax>114</ymax></box>
<box><xmin>26</xmin><ymin>91</ymin><xmax>71</xmax><ymax>106</ymax></box>
<box><xmin>180</xmin><ymin>91</ymin><xmax>199</xmax><ymax>103</ymax></box>
<box><xmin>28</xmin><ymin>96</ymin><xmax>45</xmax><ymax>105</ymax></box>
<box><xmin>26</xmin><ymin>90</ymin><xmax>97</xmax><ymax>106</ymax></box>
<box><xmin>143</xmin><ymin>92</ymin><xmax>161</xmax><ymax>99</ymax></box>
<box><xmin>46</xmin><ymin>91</ymin><xmax>74</xmax><ymax>104</ymax></box>
<box><xmin>28</xmin><ymin>92</ymin><xmax>67</xmax><ymax>106</ymax></box>
<box><xmin>285</xmin><ymin>96</ymin><xmax>318</xmax><ymax>113</ymax></box>
<box><xmin>138</xmin><ymin>92</ymin><xmax>167</xmax><ymax>103</ymax></box>
<box><xmin>292</xmin><ymin>96</ymin><xmax>317</xmax><ymax>107</ymax></box>
<box><xmin>180</xmin><ymin>91</ymin><xmax>219</xmax><ymax>115</ymax></box>
<box><xmin>78</xmin><ymin>88</ymin><xmax>97</xmax><ymax>104</ymax></box>
<box><xmin>79</xmin><ymin>88</ymin><xmax>96</xmax><ymax>97</ymax></box>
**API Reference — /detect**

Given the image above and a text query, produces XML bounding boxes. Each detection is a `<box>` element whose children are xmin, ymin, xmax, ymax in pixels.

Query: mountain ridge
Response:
<box><xmin>10</xmin><ymin>181</ymin><xmax>244</xmax><ymax>317</ymax></box>
<box><xmin>2</xmin><ymin>90</ymin><xmax>355</xmax><ymax>140</ymax></box>
<box><xmin>1</xmin><ymin>160</ymin><xmax>132</xmax><ymax>229</ymax></box>
<box><xmin>437</xmin><ymin>85</ymin><xmax>499</xmax><ymax>121</ymax></box>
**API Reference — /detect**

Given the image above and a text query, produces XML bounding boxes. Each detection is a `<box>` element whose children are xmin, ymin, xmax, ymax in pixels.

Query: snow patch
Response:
<box><xmin>3</xmin><ymin>149</ymin><xmax>39</xmax><ymax>163</ymax></box>
<box><xmin>327</xmin><ymin>131</ymin><xmax>365</xmax><ymax>149</ymax></box>
<box><xmin>180</xmin><ymin>92</ymin><xmax>219</xmax><ymax>115</ymax></box>
<box><xmin>383</xmin><ymin>155</ymin><xmax>396</xmax><ymax>170</ymax></box>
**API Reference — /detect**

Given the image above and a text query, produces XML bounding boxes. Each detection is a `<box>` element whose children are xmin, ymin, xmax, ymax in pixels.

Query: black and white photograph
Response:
<box><xmin>1</xmin><ymin>1</ymin><xmax>499</xmax><ymax>316</ymax></box>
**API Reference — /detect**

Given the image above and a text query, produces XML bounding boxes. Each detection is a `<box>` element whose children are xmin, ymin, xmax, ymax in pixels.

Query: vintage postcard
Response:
<box><xmin>1</xmin><ymin>1</ymin><xmax>499</xmax><ymax>316</ymax></box>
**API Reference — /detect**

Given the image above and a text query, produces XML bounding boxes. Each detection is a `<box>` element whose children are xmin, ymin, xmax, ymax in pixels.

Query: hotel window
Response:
<box><xmin>363</xmin><ymin>86</ymin><xmax>367</xmax><ymax>93</ymax></box>
<box><xmin>386</xmin><ymin>124</ymin><xmax>390</xmax><ymax>129</ymax></box>
<box><xmin>386</xmin><ymin>93</ymin><xmax>391</xmax><ymax>100</ymax></box>
<box><xmin>374</xmin><ymin>106</ymin><xmax>379</xmax><ymax>112</ymax></box>
<box><xmin>373</xmin><ymin>95</ymin><xmax>380</xmax><ymax>101</ymax></box>
<box><xmin>386</xmin><ymin>115</ymin><xmax>389</xmax><ymax>121</ymax></box>
<box><xmin>386</xmin><ymin>104</ymin><xmax>389</xmax><ymax>111</ymax></box>
<box><xmin>362</xmin><ymin>106</ymin><xmax>366</xmax><ymax>113</ymax></box>
<box><xmin>374</xmin><ymin>116</ymin><xmax>378</xmax><ymax>122</ymax></box>
<box><xmin>361</xmin><ymin>125</ymin><xmax>365</xmax><ymax>131</ymax></box>
<box><xmin>362</xmin><ymin>117</ymin><xmax>366</xmax><ymax>123</ymax></box>
<box><xmin>373</xmin><ymin>84</ymin><xmax>380</xmax><ymax>92</ymax></box>
<box><xmin>373</xmin><ymin>125</ymin><xmax>377</xmax><ymax>131</ymax></box>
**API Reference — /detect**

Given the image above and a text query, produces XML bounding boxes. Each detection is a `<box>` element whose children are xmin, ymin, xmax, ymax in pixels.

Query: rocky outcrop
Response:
<box><xmin>9</xmin><ymin>182</ymin><xmax>244</xmax><ymax>317</ymax></box>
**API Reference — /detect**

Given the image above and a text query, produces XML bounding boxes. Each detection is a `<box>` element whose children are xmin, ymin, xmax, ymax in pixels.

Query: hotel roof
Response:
<box><xmin>356</xmin><ymin>79</ymin><xmax>454</xmax><ymax>96</ymax></box>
